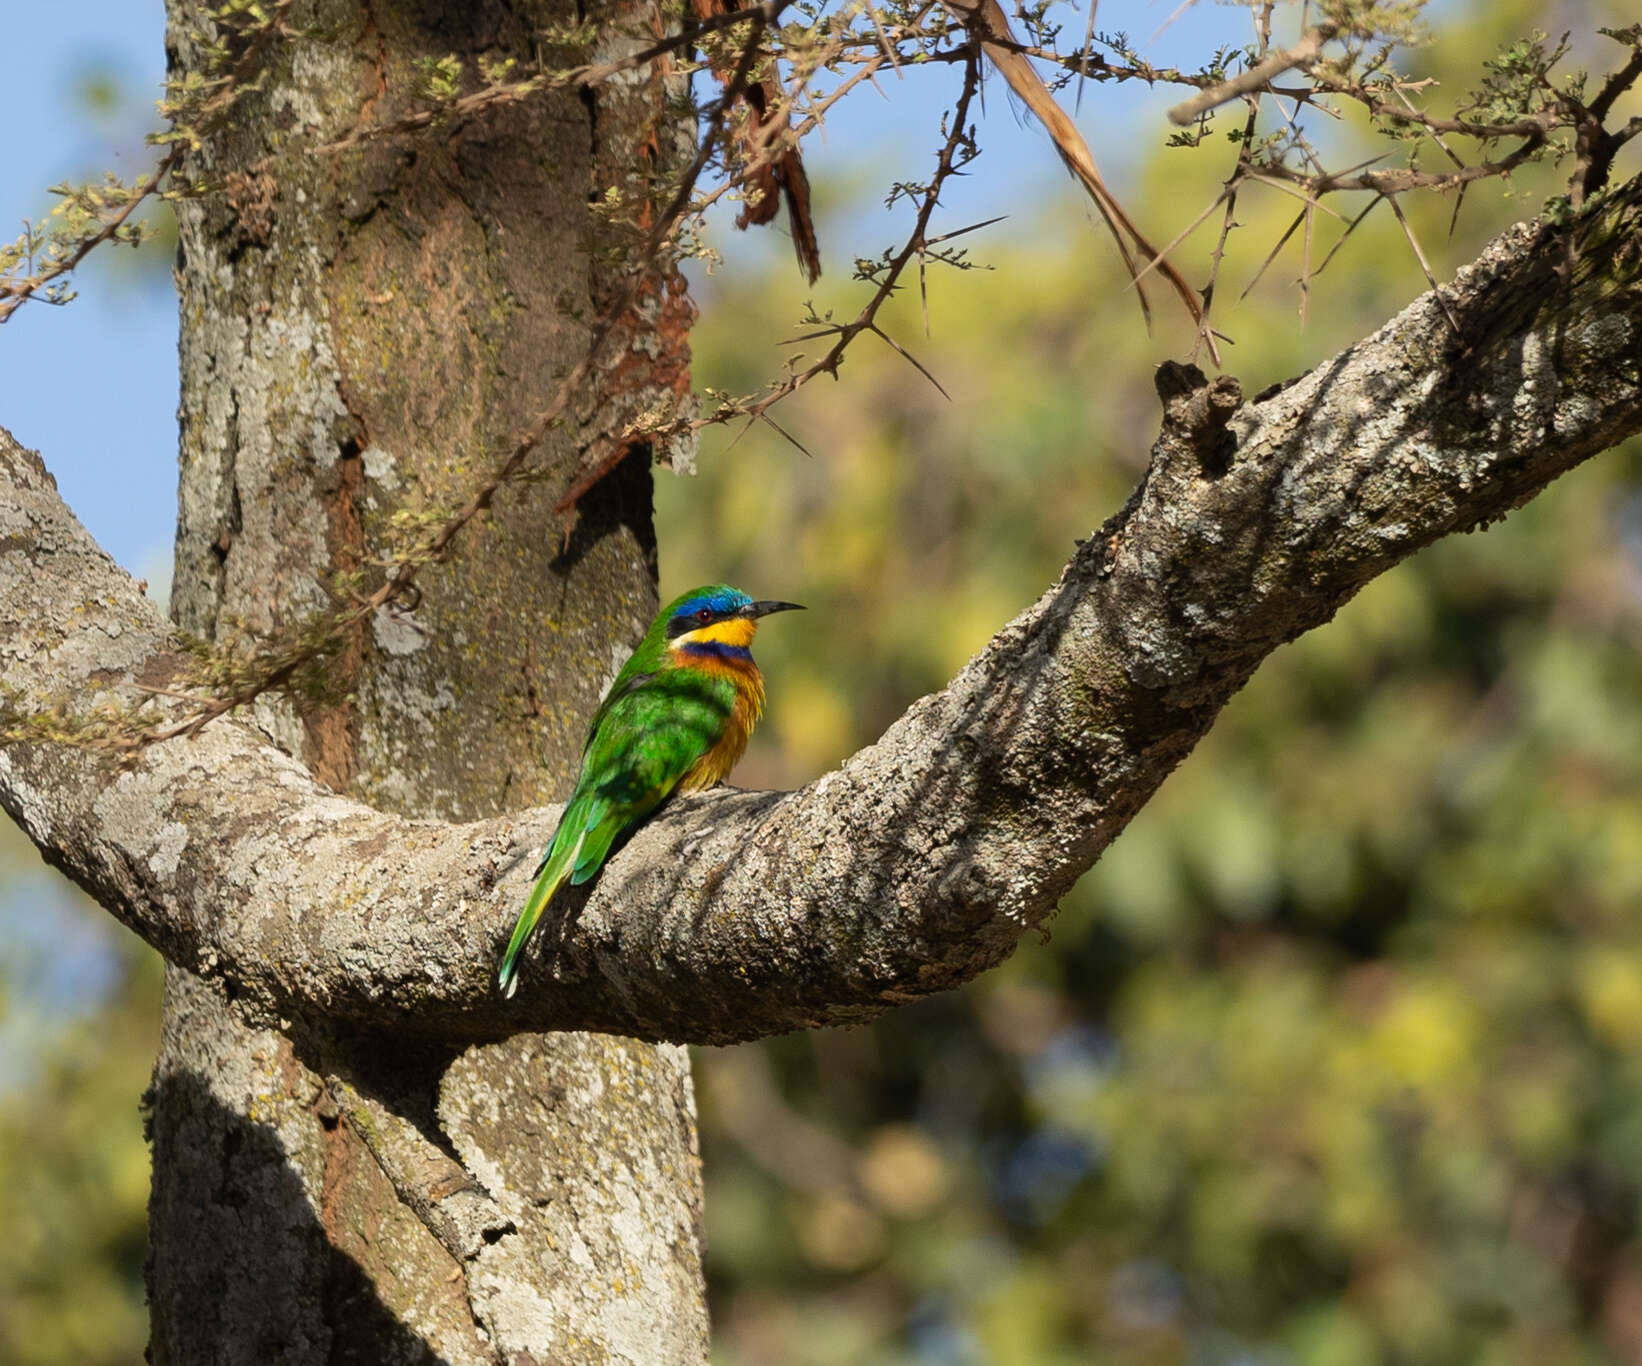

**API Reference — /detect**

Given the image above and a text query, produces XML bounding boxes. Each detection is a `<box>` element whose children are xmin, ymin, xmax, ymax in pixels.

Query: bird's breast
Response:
<box><xmin>671</xmin><ymin>646</ymin><xmax>765</xmax><ymax>791</ymax></box>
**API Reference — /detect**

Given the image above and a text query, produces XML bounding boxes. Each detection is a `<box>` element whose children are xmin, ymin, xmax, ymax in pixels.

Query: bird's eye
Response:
<box><xmin>696</xmin><ymin>608</ymin><xmax>711</xmax><ymax>622</ymax></box>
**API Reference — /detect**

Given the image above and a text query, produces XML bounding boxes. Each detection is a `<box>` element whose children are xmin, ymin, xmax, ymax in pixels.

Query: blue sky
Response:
<box><xmin>0</xmin><ymin>0</ymin><xmax>175</xmax><ymax>1083</ymax></box>
<box><xmin>1</xmin><ymin>0</ymin><xmax>177</xmax><ymax>580</ymax></box>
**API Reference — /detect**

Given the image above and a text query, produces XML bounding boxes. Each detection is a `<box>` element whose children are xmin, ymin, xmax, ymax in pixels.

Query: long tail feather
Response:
<box><xmin>497</xmin><ymin>825</ymin><xmax>586</xmax><ymax>998</ymax></box>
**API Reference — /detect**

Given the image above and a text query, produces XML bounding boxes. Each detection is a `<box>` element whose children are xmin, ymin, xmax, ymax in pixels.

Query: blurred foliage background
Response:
<box><xmin>6</xmin><ymin>0</ymin><xmax>1642</xmax><ymax>1362</ymax></box>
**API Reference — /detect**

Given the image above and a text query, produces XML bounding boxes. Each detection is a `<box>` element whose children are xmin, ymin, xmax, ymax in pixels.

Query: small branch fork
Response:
<box><xmin>1162</xmin><ymin>19</ymin><xmax>1642</xmax><ymax>353</ymax></box>
<box><xmin>1166</xmin><ymin>21</ymin><xmax>1337</xmax><ymax>127</ymax></box>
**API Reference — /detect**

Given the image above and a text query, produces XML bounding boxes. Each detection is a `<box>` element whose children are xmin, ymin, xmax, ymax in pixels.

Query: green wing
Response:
<box><xmin>497</xmin><ymin>668</ymin><xmax>737</xmax><ymax>997</ymax></box>
<box><xmin>581</xmin><ymin>668</ymin><xmax>657</xmax><ymax>750</ymax></box>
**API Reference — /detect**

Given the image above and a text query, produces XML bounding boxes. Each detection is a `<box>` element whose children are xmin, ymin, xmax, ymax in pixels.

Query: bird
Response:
<box><xmin>497</xmin><ymin>584</ymin><xmax>804</xmax><ymax>997</ymax></box>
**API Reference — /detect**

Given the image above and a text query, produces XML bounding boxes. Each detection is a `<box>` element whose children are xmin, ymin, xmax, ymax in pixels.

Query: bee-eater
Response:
<box><xmin>497</xmin><ymin>585</ymin><xmax>804</xmax><ymax>997</ymax></box>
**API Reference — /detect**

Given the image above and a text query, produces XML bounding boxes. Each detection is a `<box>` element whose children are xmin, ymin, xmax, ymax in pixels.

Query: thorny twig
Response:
<box><xmin>0</xmin><ymin>0</ymin><xmax>300</xmax><ymax>322</ymax></box>
<box><xmin>708</xmin><ymin>41</ymin><xmax>986</xmax><ymax>432</ymax></box>
<box><xmin>11</xmin><ymin>6</ymin><xmax>1642</xmax><ymax>750</ymax></box>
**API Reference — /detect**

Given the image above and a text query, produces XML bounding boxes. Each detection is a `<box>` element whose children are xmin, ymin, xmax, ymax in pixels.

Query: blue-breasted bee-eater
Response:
<box><xmin>497</xmin><ymin>584</ymin><xmax>803</xmax><ymax>997</ymax></box>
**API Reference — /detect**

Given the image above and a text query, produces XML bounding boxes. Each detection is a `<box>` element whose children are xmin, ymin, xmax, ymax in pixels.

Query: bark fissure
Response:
<box><xmin>304</xmin><ymin>435</ymin><xmax>367</xmax><ymax>790</ymax></box>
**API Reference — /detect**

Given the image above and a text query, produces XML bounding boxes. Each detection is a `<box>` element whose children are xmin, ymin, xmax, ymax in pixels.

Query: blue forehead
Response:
<box><xmin>669</xmin><ymin>585</ymin><xmax>751</xmax><ymax>620</ymax></box>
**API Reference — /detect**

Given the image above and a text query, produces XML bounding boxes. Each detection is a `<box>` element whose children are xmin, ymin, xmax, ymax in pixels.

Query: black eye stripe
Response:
<box><xmin>666</xmin><ymin>603</ymin><xmax>733</xmax><ymax>638</ymax></box>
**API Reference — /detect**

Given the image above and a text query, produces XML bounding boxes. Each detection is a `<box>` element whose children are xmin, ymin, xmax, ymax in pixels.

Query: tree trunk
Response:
<box><xmin>148</xmin><ymin>2</ymin><xmax>706</xmax><ymax>1360</ymax></box>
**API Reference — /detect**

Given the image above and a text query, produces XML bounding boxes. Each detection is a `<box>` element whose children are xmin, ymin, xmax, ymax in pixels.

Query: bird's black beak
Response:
<box><xmin>742</xmin><ymin>600</ymin><xmax>805</xmax><ymax>619</ymax></box>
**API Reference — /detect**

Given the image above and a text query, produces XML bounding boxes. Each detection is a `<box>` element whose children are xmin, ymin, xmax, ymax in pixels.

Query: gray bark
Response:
<box><xmin>6</xmin><ymin>180</ymin><xmax>1642</xmax><ymax>1044</ymax></box>
<box><xmin>1</xmin><ymin>5</ymin><xmax>1641</xmax><ymax>1360</ymax></box>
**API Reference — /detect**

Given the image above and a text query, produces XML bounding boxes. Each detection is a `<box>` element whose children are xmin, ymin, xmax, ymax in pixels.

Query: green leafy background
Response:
<box><xmin>6</xmin><ymin>0</ymin><xmax>1642</xmax><ymax>1362</ymax></box>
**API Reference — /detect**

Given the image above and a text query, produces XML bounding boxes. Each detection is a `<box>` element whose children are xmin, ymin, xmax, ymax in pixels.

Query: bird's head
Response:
<box><xmin>662</xmin><ymin>585</ymin><xmax>804</xmax><ymax>653</ymax></box>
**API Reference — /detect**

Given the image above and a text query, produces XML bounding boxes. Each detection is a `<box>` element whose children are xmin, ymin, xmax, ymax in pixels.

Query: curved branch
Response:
<box><xmin>3</xmin><ymin>179</ymin><xmax>1641</xmax><ymax>1047</ymax></box>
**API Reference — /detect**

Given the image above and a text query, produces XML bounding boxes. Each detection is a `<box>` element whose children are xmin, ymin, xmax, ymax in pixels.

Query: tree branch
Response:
<box><xmin>3</xmin><ymin>179</ymin><xmax>1640</xmax><ymax>1047</ymax></box>
<box><xmin>1166</xmin><ymin>23</ymin><xmax>1336</xmax><ymax>125</ymax></box>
